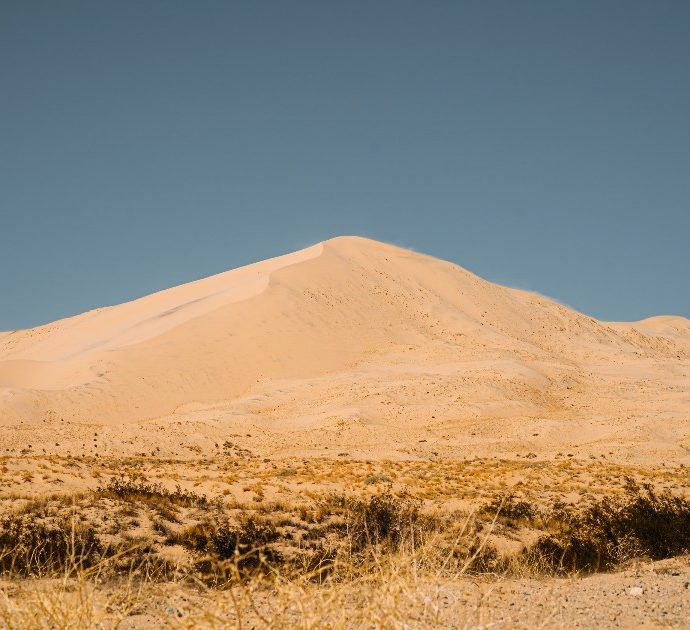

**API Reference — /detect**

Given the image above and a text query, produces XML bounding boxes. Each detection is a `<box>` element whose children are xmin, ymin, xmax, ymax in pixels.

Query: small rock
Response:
<box><xmin>628</xmin><ymin>586</ymin><xmax>643</xmax><ymax>597</ymax></box>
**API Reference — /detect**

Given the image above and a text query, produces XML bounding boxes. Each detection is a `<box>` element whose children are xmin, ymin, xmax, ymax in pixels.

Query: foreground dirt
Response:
<box><xmin>1</xmin><ymin>556</ymin><xmax>688</xmax><ymax>629</ymax></box>
<box><xmin>136</xmin><ymin>556</ymin><xmax>690</xmax><ymax>629</ymax></box>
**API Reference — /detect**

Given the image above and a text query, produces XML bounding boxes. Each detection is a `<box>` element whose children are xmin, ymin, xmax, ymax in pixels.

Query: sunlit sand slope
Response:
<box><xmin>1</xmin><ymin>236</ymin><xmax>688</xmax><ymax>462</ymax></box>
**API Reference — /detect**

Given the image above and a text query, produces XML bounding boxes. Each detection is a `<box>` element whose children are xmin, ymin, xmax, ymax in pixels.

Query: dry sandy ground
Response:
<box><xmin>130</xmin><ymin>555</ymin><xmax>690</xmax><ymax>628</ymax></box>
<box><xmin>1</xmin><ymin>236</ymin><xmax>689</xmax><ymax>465</ymax></box>
<box><xmin>2</xmin><ymin>556</ymin><xmax>688</xmax><ymax>628</ymax></box>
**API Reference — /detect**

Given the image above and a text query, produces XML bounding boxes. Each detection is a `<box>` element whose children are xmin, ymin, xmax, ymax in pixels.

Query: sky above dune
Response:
<box><xmin>1</xmin><ymin>1</ymin><xmax>689</xmax><ymax>329</ymax></box>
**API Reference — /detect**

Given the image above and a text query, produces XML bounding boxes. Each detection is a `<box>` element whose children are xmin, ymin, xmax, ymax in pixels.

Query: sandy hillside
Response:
<box><xmin>1</xmin><ymin>236</ymin><xmax>689</xmax><ymax>463</ymax></box>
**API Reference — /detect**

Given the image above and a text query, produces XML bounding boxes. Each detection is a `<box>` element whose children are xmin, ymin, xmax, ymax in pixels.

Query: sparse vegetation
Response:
<box><xmin>1</xmin><ymin>456</ymin><xmax>689</xmax><ymax>626</ymax></box>
<box><xmin>96</xmin><ymin>473</ymin><xmax>212</xmax><ymax>508</ymax></box>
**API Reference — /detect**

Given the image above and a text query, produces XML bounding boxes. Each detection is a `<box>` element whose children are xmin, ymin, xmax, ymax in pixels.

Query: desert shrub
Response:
<box><xmin>10</xmin><ymin>480</ymin><xmax>681</xmax><ymax>584</ymax></box>
<box><xmin>296</xmin><ymin>543</ymin><xmax>340</xmax><ymax>582</ymax></box>
<box><xmin>165</xmin><ymin>521</ymin><xmax>214</xmax><ymax>552</ymax></box>
<box><xmin>482</xmin><ymin>493</ymin><xmax>538</xmax><ymax>521</ymax></box>
<box><xmin>591</xmin><ymin>480</ymin><xmax>690</xmax><ymax>559</ymax></box>
<box><xmin>170</xmin><ymin>493</ymin><xmax>440</xmax><ymax>581</ymax></box>
<box><xmin>527</xmin><ymin>531</ymin><xmax>610</xmax><ymax>573</ymax></box>
<box><xmin>171</xmin><ymin>514</ymin><xmax>281</xmax><ymax>578</ymax></box>
<box><xmin>364</xmin><ymin>473</ymin><xmax>392</xmax><ymax>485</ymax></box>
<box><xmin>113</xmin><ymin>536</ymin><xmax>185</xmax><ymax>581</ymax></box>
<box><xmin>463</xmin><ymin>540</ymin><xmax>504</xmax><ymax>573</ymax></box>
<box><xmin>526</xmin><ymin>481</ymin><xmax>690</xmax><ymax>574</ymax></box>
<box><xmin>338</xmin><ymin>492</ymin><xmax>437</xmax><ymax>550</ymax></box>
<box><xmin>209</xmin><ymin>515</ymin><xmax>280</xmax><ymax>564</ymax></box>
<box><xmin>96</xmin><ymin>474</ymin><xmax>211</xmax><ymax>508</ymax></box>
<box><xmin>0</xmin><ymin>514</ymin><xmax>102</xmax><ymax>576</ymax></box>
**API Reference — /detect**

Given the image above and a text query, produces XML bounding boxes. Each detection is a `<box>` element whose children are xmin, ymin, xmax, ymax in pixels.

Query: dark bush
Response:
<box><xmin>165</xmin><ymin>522</ymin><xmax>214</xmax><ymax>552</ymax></box>
<box><xmin>210</xmin><ymin>515</ymin><xmax>280</xmax><ymax>565</ymax></box>
<box><xmin>0</xmin><ymin>515</ymin><xmax>102</xmax><ymax>576</ymax></box>
<box><xmin>483</xmin><ymin>493</ymin><xmax>538</xmax><ymax>521</ymax></box>
<box><xmin>464</xmin><ymin>540</ymin><xmax>504</xmax><ymax>573</ymax></box>
<box><xmin>527</xmin><ymin>481</ymin><xmax>690</xmax><ymax>574</ymax></box>
<box><xmin>96</xmin><ymin>474</ymin><xmax>211</xmax><ymax>508</ymax></box>
<box><xmin>590</xmin><ymin>480</ymin><xmax>690</xmax><ymax>559</ymax></box>
<box><xmin>172</xmin><ymin>514</ymin><xmax>281</xmax><ymax>578</ymax></box>
<box><xmin>342</xmin><ymin>492</ymin><xmax>435</xmax><ymax>550</ymax></box>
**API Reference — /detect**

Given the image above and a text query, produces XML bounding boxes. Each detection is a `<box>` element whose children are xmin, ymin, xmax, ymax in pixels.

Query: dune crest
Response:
<box><xmin>1</xmin><ymin>236</ymin><xmax>688</xmax><ymax>463</ymax></box>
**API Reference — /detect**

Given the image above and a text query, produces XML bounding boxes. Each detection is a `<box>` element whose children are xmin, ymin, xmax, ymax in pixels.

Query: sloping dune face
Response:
<box><xmin>1</xmin><ymin>236</ymin><xmax>689</xmax><ymax>463</ymax></box>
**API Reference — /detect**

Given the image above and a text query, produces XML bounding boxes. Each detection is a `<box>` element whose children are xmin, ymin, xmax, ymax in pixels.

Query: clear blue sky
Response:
<box><xmin>2</xmin><ymin>1</ymin><xmax>689</xmax><ymax>330</ymax></box>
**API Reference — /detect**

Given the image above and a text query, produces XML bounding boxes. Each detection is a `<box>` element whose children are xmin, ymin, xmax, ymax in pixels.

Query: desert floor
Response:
<box><xmin>1</xmin><ymin>453</ymin><xmax>689</xmax><ymax>628</ymax></box>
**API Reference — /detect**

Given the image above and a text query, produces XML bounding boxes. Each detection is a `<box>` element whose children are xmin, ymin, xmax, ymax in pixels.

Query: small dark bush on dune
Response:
<box><xmin>482</xmin><ymin>493</ymin><xmax>538</xmax><ymax>522</ymax></box>
<box><xmin>210</xmin><ymin>515</ymin><xmax>280</xmax><ymax>565</ymax></box>
<box><xmin>96</xmin><ymin>474</ymin><xmax>211</xmax><ymax>508</ymax></box>
<box><xmin>600</xmin><ymin>480</ymin><xmax>690</xmax><ymax>559</ymax></box>
<box><xmin>164</xmin><ymin>521</ymin><xmax>213</xmax><ymax>552</ymax></box>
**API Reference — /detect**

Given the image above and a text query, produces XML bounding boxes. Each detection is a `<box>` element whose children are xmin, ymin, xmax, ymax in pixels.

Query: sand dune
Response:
<box><xmin>1</xmin><ymin>236</ymin><xmax>689</xmax><ymax>463</ymax></box>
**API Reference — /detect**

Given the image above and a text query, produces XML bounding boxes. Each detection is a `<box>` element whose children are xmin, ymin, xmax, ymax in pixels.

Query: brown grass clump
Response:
<box><xmin>0</xmin><ymin>515</ymin><xmax>102</xmax><ymax>577</ymax></box>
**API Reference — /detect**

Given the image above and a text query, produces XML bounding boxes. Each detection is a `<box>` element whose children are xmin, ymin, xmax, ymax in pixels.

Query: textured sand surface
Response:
<box><xmin>1</xmin><ymin>236</ymin><xmax>689</xmax><ymax>463</ymax></box>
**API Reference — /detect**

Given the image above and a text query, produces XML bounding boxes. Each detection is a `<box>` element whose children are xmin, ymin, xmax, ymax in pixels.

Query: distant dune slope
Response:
<box><xmin>1</xmin><ymin>236</ymin><xmax>689</xmax><ymax>462</ymax></box>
